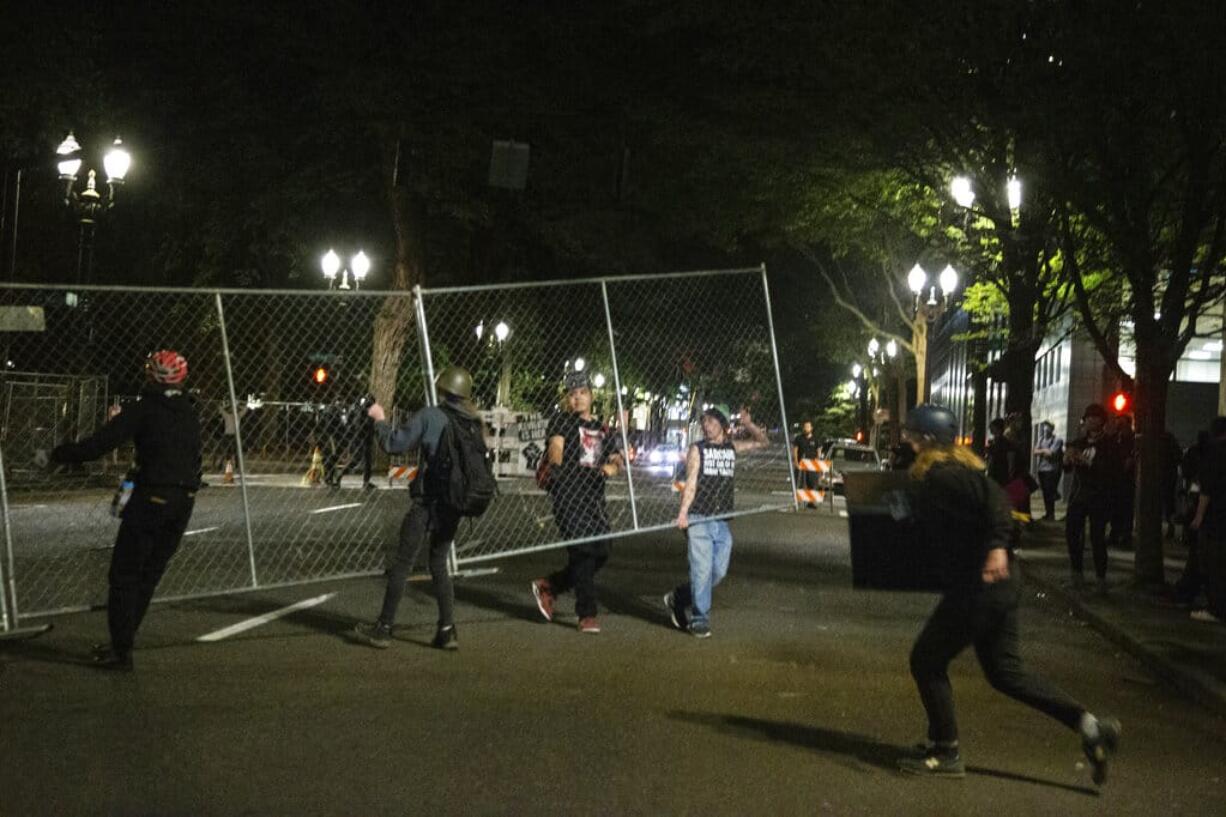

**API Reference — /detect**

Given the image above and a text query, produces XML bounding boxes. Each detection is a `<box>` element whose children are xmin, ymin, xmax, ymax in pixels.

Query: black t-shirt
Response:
<box><xmin>986</xmin><ymin>436</ymin><xmax>1017</xmax><ymax>486</ymax></box>
<box><xmin>793</xmin><ymin>433</ymin><xmax>820</xmax><ymax>461</ymax></box>
<box><xmin>1199</xmin><ymin>441</ymin><xmax>1226</xmax><ymax>536</ymax></box>
<box><xmin>547</xmin><ymin>412</ymin><xmax>620</xmax><ymax>498</ymax></box>
<box><xmin>691</xmin><ymin>440</ymin><xmax>736</xmax><ymax>517</ymax></box>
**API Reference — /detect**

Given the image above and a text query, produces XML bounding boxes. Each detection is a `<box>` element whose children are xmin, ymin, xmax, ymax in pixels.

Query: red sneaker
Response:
<box><xmin>531</xmin><ymin>579</ymin><xmax>555</xmax><ymax>622</ymax></box>
<box><xmin>578</xmin><ymin>616</ymin><xmax>601</xmax><ymax>634</ymax></box>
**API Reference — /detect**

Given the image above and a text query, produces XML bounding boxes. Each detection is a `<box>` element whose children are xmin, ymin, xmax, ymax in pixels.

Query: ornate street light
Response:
<box><xmin>321</xmin><ymin>248</ymin><xmax>371</xmax><ymax>290</ymax></box>
<box><xmin>57</xmin><ymin>133</ymin><xmax>131</xmax><ymax>286</ymax></box>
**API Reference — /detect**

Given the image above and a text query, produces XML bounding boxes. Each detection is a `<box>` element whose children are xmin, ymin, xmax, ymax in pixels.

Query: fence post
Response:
<box><xmin>0</xmin><ymin>433</ymin><xmax>50</xmax><ymax>638</ymax></box>
<box><xmin>215</xmin><ymin>293</ymin><xmax>260</xmax><ymax>588</ymax></box>
<box><xmin>760</xmin><ymin>264</ymin><xmax>799</xmax><ymax>511</ymax></box>
<box><xmin>414</xmin><ymin>286</ymin><xmax>438</xmax><ymax>406</ymax></box>
<box><xmin>601</xmin><ymin>280</ymin><xmax>640</xmax><ymax>530</ymax></box>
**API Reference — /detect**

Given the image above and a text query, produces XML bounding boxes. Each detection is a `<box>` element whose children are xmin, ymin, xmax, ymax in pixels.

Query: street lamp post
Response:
<box><xmin>321</xmin><ymin>249</ymin><xmax>371</xmax><ymax>291</ymax></box>
<box><xmin>57</xmin><ymin>132</ymin><xmax>131</xmax><ymax>288</ymax></box>
<box><xmin>906</xmin><ymin>262</ymin><xmax>958</xmax><ymax>403</ymax></box>
<box><xmin>866</xmin><ymin>337</ymin><xmax>902</xmax><ymax>446</ymax></box>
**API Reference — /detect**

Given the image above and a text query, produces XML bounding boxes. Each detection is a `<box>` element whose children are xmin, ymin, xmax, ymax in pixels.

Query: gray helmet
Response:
<box><xmin>435</xmin><ymin>366</ymin><xmax>473</xmax><ymax>399</ymax></box>
<box><xmin>904</xmin><ymin>404</ymin><xmax>958</xmax><ymax>446</ymax></box>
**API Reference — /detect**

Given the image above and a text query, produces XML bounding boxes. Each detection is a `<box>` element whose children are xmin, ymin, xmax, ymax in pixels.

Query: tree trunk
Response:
<box><xmin>1132</xmin><ymin>351</ymin><xmax>1170</xmax><ymax>587</ymax></box>
<box><xmin>913</xmin><ymin>319</ymin><xmax>929</xmax><ymax>404</ymax></box>
<box><xmin>998</xmin><ymin>341</ymin><xmax>1041</xmax><ymax>467</ymax></box>
<box><xmin>369</xmin><ymin>137</ymin><xmax>427</xmax><ymax>411</ymax></box>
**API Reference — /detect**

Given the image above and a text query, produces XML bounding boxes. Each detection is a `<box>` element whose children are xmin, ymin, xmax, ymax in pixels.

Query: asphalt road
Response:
<box><xmin>2</xmin><ymin>511</ymin><xmax>1223</xmax><ymax>816</ymax></box>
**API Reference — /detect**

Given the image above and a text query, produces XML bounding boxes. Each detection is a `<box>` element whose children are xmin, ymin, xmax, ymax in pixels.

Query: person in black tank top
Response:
<box><xmin>663</xmin><ymin>404</ymin><xmax>767</xmax><ymax>638</ymax></box>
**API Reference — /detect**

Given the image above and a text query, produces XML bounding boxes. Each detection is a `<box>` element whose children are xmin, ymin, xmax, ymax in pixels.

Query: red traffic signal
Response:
<box><xmin>1111</xmin><ymin>390</ymin><xmax>1131</xmax><ymax>414</ymax></box>
<box><xmin>312</xmin><ymin>365</ymin><xmax>330</xmax><ymax>386</ymax></box>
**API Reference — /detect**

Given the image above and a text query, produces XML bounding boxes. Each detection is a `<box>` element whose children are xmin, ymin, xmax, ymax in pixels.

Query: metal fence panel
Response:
<box><xmin>215</xmin><ymin>292</ymin><xmax>422</xmax><ymax>586</ymax></box>
<box><xmin>0</xmin><ymin>270</ymin><xmax>792</xmax><ymax>619</ymax></box>
<box><xmin>0</xmin><ymin>287</ymin><xmax>254</xmax><ymax>615</ymax></box>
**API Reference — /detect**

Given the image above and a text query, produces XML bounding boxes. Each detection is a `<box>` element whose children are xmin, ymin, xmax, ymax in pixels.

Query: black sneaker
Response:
<box><xmin>91</xmin><ymin>646</ymin><xmax>133</xmax><ymax>672</ymax></box>
<box><xmin>432</xmin><ymin>624</ymin><xmax>458</xmax><ymax>650</ymax></box>
<box><xmin>687</xmin><ymin>619</ymin><xmax>711</xmax><ymax>639</ymax></box>
<box><xmin>898</xmin><ymin>750</ymin><xmax>965</xmax><ymax>778</ymax></box>
<box><xmin>663</xmin><ymin>591</ymin><xmax>688</xmax><ymax>630</ymax></box>
<box><xmin>1083</xmin><ymin>717</ymin><xmax>1121</xmax><ymax>785</ymax></box>
<box><xmin>353</xmin><ymin>621</ymin><xmax>393</xmax><ymax>649</ymax></box>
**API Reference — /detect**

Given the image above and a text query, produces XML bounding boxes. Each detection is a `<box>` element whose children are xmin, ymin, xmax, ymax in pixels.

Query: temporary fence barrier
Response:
<box><xmin>0</xmin><ymin>267</ymin><xmax>793</xmax><ymax>626</ymax></box>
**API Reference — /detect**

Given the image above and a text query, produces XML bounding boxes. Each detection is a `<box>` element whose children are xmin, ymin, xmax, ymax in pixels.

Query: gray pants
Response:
<box><xmin>378</xmin><ymin>499</ymin><xmax>460</xmax><ymax>627</ymax></box>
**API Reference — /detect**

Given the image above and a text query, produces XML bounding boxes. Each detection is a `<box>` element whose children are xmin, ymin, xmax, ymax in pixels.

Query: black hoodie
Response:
<box><xmin>910</xmin><ymin>459</ymin><xmax>1015</xmax><ymax>591</ymax></box>
<box><xmin>52</xmin><ymin>386</ymin><xmax>203</xmax><ymax>490</ymax></box>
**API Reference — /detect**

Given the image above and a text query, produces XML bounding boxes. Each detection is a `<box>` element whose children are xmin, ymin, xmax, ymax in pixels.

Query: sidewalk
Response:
<box><xmin>1016</xmin><ymin>521</ymin><xmax>1226</xmax><ymax>718</ymax></box>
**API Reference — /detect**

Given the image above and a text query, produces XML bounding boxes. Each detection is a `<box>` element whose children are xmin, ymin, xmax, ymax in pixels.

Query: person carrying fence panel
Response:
<box><xmin>530</xmin><ymin>370</ymin><xmax>624</xmax><ymax>634</ymax></box>
<box><xmin>46</xmin><ymin>350</ymin><xmax>202</xmax><ymax>672</ymax></box>
<box><xmin>352</xmin><ymin>366</ymin><xmax>494</xmax><ymax>651</ymax></box>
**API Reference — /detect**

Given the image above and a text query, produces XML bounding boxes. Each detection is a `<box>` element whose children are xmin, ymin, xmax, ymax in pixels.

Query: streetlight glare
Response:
<box><xmin>951</xmin><ymin>176</ymin><xmax>975</xmax><ymax>208</ymax></box>
<box><xmin>593</xmin><ymin>373</ymin><xmax>606</xmax><ymax>388</ymax></box>
<box><xmin>1007</xmin><ymin>176</ymin><xmax>1022</xmax><ymax>210</ymax></box>
<box><xmin>351</xmin><ymin>250</ymin><xmax>370</xmax><ymax>280</ymax></box>
<box><xmin>939</xmin><ymin>264</ymin><xmax>959</xmax><ymax>296</ymax></box>
<box><xmin>886</xmin><ymin>339</ymin><xmax>898</xmax><ymax>358</ymax></box>
<box><xmin>574</xmin><ymin>357</ymin><xmax>586</xmax><ymax>372</ymax></box>
<box><xmin>851</xmin><ymin>362</ymin><xmax>863</xmax><ymax>378</ymax></box>
<box><xmin>475</xmin><ymin>320</ymin><xmax>485</xmax><ymax>341</ymax></box>
<box><xmin>321</xmin><ymin>249</ymin><xmax>340</xmax><ymax>279</ymax></box>
<box><xmin>907</xmin><ymin>263</ymin><xmax>927</xmax><ymax>295</ymax></box>
<box><xmin>56</xmin><ymin>133</ymin><xmax>81</xmax><ymax>156</ymax></box>
<box><xmin>103</xmin><ymin>137</ymin><xmax>131</xmax><ymax>182</ymax></box>
<box><xmin>57</xmin><ymin>156</ymin><xmax>82</xmax><ymax>180</ymax></box>
<box><xmin>868</xmin><ymin>337</ymin><xmax>880</xmax><ymax>357</ymax></box>
<box><xmin>494</xmin><ymin>321</ymin><xmax>510</xmax><ymax>342</ymax></box>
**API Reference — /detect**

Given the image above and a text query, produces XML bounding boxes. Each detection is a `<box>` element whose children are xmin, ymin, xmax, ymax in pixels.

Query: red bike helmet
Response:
<box><xmin>146</xmin><ymin>350</ymin><xmax>188</xmax><ymax>384</ymax></box>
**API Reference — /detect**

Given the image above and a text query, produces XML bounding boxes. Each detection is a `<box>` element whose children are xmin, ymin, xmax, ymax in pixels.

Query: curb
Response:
<box><xmin>1019</xmin><ymin>555</ymin><xmax>1226</xmax><ymax>720</ymax></box>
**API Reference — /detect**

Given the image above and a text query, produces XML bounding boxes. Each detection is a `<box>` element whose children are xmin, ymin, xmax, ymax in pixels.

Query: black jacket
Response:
<box><xmin>911</xmin><ymin>460</ymin><xmax>1014</xmax><ymax>591</ymax></box>
<box><xmin>51</xmin><ymin>386</ymin><xmax>203</xmax><ymax>489</ymax></box>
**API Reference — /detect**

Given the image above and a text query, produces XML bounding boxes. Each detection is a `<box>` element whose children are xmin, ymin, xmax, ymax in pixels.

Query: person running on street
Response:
<box><xmin>48</xmin><ymin>350</ymin><xmax>202</xmax><ymax>671</ymax></box>
<box><xmin>896</xmin><ymin>404</ymin><xmax>1121</xmax><ymax>784</ymax></box>
<box><xmin>352</xmin><ymin>367</ymin><xmax>481</xmax><ymax>650</ymax></box>
<box><xmin>530</xmin><ymin>370</ymin><xmax>624</xmax><ymax>634</ymax></box>
<box><xmin>664</xmin><ymin>404</ymin><xmax>768</xmax><ymax>638</ymax></box>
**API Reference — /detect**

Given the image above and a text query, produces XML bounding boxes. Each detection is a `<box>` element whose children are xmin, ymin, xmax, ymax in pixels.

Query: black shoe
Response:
<box><xmin>431</xmin><ymin>624</ymin><xmax>458</xmax><ymax>650</ymax></box>
<box><xmin>1082</xmin><ymin>717</ymin><xmax>1121</xmax><ymax>785</ymax></box>
<box><xmin>898</xmin><ymin>749</ymin><xmax>965</xmax><ymax>778</ymax></box>
<box><xmin>353</xmin><ymin>621</ymin><xmax>393</xmax><ymax>648</ymax></box>
<box><xmin>91</xmin><ymin>646</ymin><xmax>133</xmax><ymax>672</ymax></box>
<box><xmin>663</xmin><ymin>591</ymin><xmax>688</xmax><ymax>630</ymax></box>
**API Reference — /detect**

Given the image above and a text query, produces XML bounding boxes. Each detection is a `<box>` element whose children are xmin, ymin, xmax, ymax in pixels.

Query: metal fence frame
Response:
<box><xmin>0</xmin><ymin>267</ymin><xmax>794</xmax><ymax>627</ymax></box>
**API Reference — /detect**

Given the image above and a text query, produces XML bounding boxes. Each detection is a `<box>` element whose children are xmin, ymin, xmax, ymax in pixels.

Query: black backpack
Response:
<box><xmin>435</xmin><ymin>404</ymin><xmax>497</xmax><ymax>517</ymax></box>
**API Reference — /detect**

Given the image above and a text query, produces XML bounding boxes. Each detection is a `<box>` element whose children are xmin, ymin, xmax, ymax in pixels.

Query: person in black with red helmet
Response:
<box><xmin>48</xmin><ymin>350</ymin><xmax>203</xmax><ymax>671</ymax></box>
<box><xmin>897</xmin><ymin>404</ymin><xmax>1121</xmax><ymax>785</ymax></box>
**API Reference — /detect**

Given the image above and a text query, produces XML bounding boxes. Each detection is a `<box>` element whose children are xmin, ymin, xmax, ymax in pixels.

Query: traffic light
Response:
<box><xmin>1111</xmin><ymin>390</ymin><xmax>1131</xmax><ymax>414</ymax></box>
<box><xmin>311</xmin><ymin>364</ymin><xmax>331</xmax><ymax>386</ymax></box>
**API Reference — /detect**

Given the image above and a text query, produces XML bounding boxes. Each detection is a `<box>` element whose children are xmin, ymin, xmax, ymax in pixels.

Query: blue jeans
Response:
<box><xmin>674</xmin><ymin>519</ymin><xmax>733</xmax><ymax>624</ymax></box>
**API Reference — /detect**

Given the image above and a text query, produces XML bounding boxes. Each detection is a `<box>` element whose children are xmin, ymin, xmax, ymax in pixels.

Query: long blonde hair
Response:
<box><xmin>909</xmin><ymin>444</ymin><xmax>986</xmax><ymax>479</ymax></box>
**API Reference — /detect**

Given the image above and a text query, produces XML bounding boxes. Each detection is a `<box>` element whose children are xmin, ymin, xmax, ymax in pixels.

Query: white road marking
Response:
<box><xmin>10</xmin><ymin>504</ymin><xmax>48</xmax><ymax>511</ymax></box>
<box><xmin>309</xmin><ymin>503</ymin><xmax>363</xmax><ymax>515</ymax></box>
<box><xmin>197</xmin><ymin>592</ymin><xmax>337</xmax><ymax>642</ymax></box>
<box><xmin>183</xmin><ymin>526</ymin><xmax>220</xmax><ymax>537</ymax></box>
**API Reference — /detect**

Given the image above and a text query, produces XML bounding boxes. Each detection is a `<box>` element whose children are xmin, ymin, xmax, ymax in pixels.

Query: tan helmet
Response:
<box><xmin>435</xmin><ymin>366</ymin><xmax>473</xmax><ymax>399</ymax></box>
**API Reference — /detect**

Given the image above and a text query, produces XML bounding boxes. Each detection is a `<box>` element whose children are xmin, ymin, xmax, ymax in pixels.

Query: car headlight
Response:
<box><xmin>649</xmin><ymin>450</ymin><xmax>662</xmax><ymax>464</ymax></box>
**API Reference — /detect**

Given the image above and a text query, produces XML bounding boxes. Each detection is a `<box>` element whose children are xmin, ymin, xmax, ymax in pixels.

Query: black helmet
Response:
<box><xmin>904</xmin><ymin>404</ymin><xmax>958</xmax><ymax>446</ymax></box>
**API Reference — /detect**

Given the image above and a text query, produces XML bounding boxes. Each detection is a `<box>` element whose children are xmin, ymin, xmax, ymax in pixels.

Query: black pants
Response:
<box><xmin>1066</xmin><ymin>501</ymin><xmax>1110</xmax><ymax>579</ymax></box>
<box><xmin>909</xmin><ymin>579</ymin><xmax>1085</xmax><ymax>744</ymax></box>
<box><xmin>1037</xmin><ymin>470</ymin><xmax>1060</xmax><ymax>518</ymax></box>
<box><xmin>109</xmin><ymin>487</ymin><xmax>195</xmax><ymax>655</ymax></box>
<box><xmin>1175</xmin><ymin>530</ymin><xmax>1205</xmax><ymax>603</ymax></box>
<box><xmin>1109</xmin><ymin>481</ymin><xmax>1135</xmax><ymax>548</ymax></box>
<box><xmin>330</xmin><ymin>433</ymin><xmax>374</xmax><ymax>486</ymax></box>
<box><xmin>378</xmin><ymin>499</ymin><xmax>460</xmax><ymax>627</ymax></box>
<box><xmin>1200</xmin><ymin>530</ymin><xmax>1226</xmax><ymax>618</ymax></box>
<box><xmin>548</xmin><ymin>488</ymin><xmax>612</xmax><ymax>618</ymax></box>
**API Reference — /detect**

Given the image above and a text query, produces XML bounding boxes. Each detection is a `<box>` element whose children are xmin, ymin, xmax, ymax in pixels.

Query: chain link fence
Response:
<box><xmin>0</xmin><ymin>269</ymin><xmax>792</xmax><ymax>627</ymax></box>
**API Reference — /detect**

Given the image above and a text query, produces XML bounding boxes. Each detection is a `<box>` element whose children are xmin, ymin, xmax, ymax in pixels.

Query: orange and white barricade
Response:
<box><xmin>795</xmin><ymin>458</ymin><xmax>828</xmax><ymax>505</ymax></box>
<box><xmin>387</xmin><ymin>464</ymin><xmax>418</xmax><ymax>487</ymax></box>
